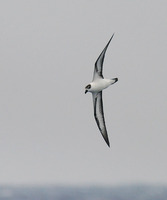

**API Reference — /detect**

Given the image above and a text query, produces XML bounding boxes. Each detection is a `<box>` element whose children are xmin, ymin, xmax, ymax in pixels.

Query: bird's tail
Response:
<box><xmin>110</xmin><ymin>78</ymin><xmax>118</xmax><ymax>85</ymax></box>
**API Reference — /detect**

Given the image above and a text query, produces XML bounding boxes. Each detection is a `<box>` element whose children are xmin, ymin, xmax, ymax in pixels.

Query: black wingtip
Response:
<box><xmin>103</xmin><ymin>136</ymin><xmax>110</xmax><ymax>147</ymax></box>
<box><xmin>105</xmin><ymin>139</ymin><xmax>110</xmax><ymax>148</ymax></box>
<box><xmin>106</xmin><ymin>33</ymin><xmax>115</xmax><ymax>47</ymax></box>
<box><xmin>101</xmin><ymin>33</ymin><xmax>115</xmax><ymax>55</ymax></box>
<box><xmin>109</xmin><ymin>33</ymin><xmax>115</xmax><ymax>42</ymax></box>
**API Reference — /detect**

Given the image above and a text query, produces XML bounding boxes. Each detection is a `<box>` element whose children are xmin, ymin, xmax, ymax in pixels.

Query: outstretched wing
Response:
<box><xmin>92</xmin><ymin>92</ymin><xmax>110</xmax><ymax>147</ymax></box>
<box><xmin>93</xmin><ymin>34</ymin><xmax>114</xmax><ymax>81</ymax></box>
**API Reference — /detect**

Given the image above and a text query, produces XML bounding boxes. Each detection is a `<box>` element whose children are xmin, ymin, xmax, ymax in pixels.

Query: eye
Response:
<box><xmin>86</xmin><ymin>84</ymin><xmax>91</xmax><ymax>89</ymax></box>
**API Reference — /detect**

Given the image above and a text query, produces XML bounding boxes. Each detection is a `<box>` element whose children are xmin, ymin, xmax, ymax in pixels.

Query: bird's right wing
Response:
<box><xmin>93</xmin><ymin>34</ymin><xmax>114</xmax><ymax>81</ymax></box>
<box><xmin>92</xmin><ymin>92</ymin><xmax>110</xmax><ymax>147</ymax></box>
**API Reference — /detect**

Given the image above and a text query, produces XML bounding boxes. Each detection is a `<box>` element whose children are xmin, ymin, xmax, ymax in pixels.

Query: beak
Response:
<box><xmin>85</xmin><ymin>90</ymin><xmax>88</xmax><ymax>94</ymax></box>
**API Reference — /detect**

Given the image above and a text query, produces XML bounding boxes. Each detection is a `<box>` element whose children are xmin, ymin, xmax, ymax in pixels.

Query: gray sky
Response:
<box><xmin>0</xmin><ymin>0</ymin><xmax>167</xmax><ymax>186</ymax></box>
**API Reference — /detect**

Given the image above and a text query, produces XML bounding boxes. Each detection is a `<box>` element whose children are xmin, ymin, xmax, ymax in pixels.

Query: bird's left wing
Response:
<box><xmin>92</xmin><ymin>92</ymin><xmax>110</xmax><ymax>147</ymax></box>
<box><xmin>93</xmin><ymin>34</ymin><xmax>114</xmax><ymax>81</ymax></box>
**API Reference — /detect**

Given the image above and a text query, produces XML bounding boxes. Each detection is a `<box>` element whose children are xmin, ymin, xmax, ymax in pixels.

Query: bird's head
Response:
<box><xmin>85</xmin><ymin>84</ymin><xmax>91</xmax><ymax>94</ymax></box>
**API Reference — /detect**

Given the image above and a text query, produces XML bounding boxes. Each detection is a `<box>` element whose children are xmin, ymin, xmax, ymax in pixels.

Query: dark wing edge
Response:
<box><xmin>93</xmin><ymin>33</ymin><xmax>114</xmax><ymax>81</ymax></box>
<box><xmin>93</xmin><ymin>92</ymin><xmax>110</xmax><ymax>147</ymax></box>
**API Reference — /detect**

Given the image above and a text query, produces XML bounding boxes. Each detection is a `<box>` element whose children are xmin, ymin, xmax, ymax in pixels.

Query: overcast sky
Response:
<box><xmin>0</xmin><ymin>0</ymin><xmax>167</xmax><ymax>186</ymax></box>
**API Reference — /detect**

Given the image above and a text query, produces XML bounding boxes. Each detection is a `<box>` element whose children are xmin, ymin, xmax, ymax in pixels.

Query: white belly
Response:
<box><xmin>90</xmin><ymin>79</ymin><xmax>111</xmax><ymax>93</ymax></box>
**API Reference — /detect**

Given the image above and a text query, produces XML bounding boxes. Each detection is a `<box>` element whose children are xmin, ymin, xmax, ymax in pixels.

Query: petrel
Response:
<box><xmin>85</xmin><ymin>34</ymin><xmax>118</xmax><ymax>147</ymax></box>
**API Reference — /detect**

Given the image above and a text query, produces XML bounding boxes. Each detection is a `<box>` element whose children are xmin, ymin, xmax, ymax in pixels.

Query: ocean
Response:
<box><xmin>0</xmin><ymin>185</ymin><xmax>167</xmax><ymax>200</ymax></box>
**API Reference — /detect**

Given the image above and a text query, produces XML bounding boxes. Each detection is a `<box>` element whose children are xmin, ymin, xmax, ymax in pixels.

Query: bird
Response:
<box><xmin>85</xmin><ymin>34</ymin><xmax>118</xmax><ymax>147</ymax></box>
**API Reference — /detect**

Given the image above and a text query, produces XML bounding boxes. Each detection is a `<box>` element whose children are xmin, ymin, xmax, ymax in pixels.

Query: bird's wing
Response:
<box><xmin>93</xmin><ymin>34</ymin><xmax>114</xmax><ymax>81</ymax></box>
<box><xmin>92</xmin><ymin>92</ymin><xmax>110</xmax><ymax>147</ymax></box>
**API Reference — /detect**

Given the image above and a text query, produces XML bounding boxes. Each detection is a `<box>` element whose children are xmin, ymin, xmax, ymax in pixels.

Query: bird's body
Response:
<box><xmin>88</xmin><ymin>78</ymin><xmax>117</xmax><ymax>93</ymax></box>
<box><xmin>85</xmin><ymin>34</ymin><xmax>118</xmax><ymax>147</ymax></box>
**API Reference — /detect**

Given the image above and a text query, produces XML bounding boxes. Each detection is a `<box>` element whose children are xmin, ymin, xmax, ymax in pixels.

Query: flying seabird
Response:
<box><xmin>85</xmin><ymin>34</ymin><xmax>118</xmax><ymax>147</ymax></box>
